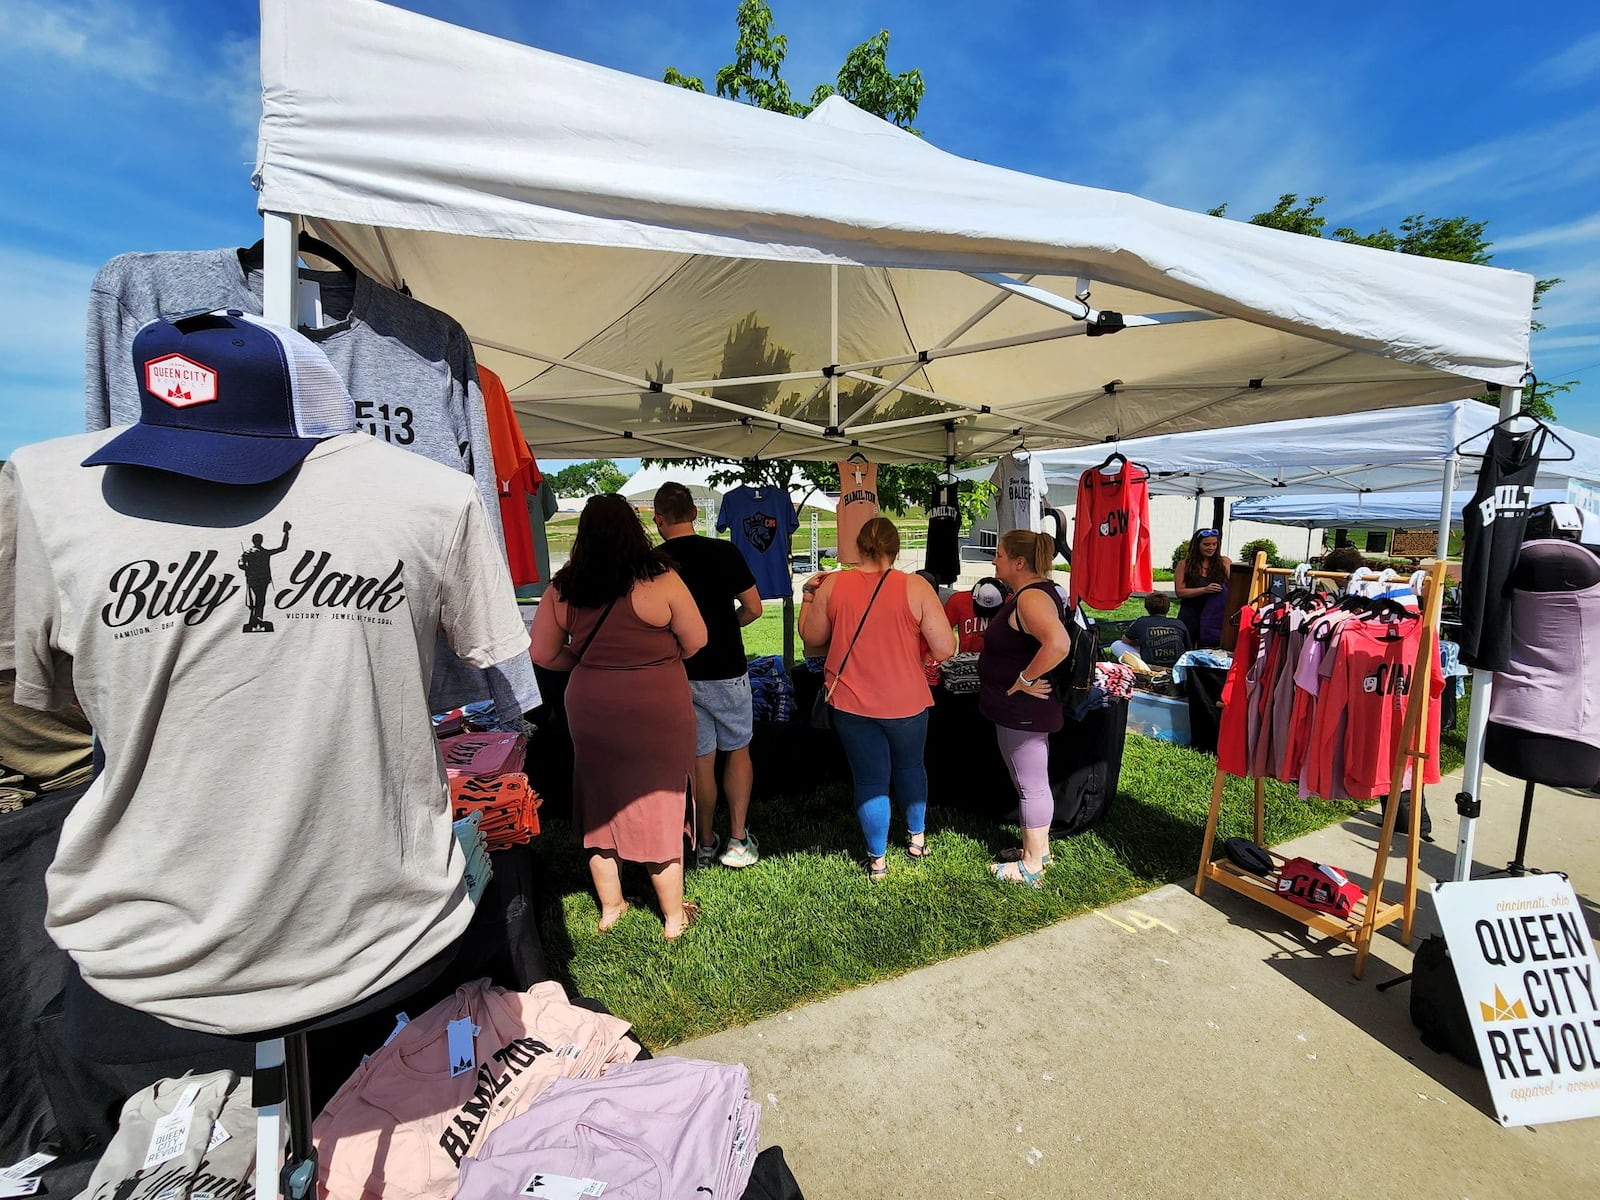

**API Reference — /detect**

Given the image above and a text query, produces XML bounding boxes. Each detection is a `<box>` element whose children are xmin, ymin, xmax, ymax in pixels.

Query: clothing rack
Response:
<box><xmin>1193</xmin><ymin>554</ymin><xmax>1447</xmax><ymax>978</ymax></box>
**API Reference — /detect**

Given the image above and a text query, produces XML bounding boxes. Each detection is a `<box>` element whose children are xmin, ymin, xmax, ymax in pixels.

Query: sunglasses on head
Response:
<box><xmin>1196</xmin><ymin>528</ymin><xmax>1220</xmax><ymax>539</ymax></box>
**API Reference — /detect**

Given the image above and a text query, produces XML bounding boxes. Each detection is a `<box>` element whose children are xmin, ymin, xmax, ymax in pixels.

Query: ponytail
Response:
<box><xmin>999</xmin><ymin>528</ymin><xmax>1055</xmax><ymax>576</ymax></box>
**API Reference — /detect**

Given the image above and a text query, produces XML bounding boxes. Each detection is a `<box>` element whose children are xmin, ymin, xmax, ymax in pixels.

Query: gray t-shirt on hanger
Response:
<box><xmin>81</xmin><ymin>248</ymin><xmax>538</xmax><ymax>716</ymax></box>
<box><xmin>7</xmin><ymin>431</ymin><xmax>530</xmax><ymax>1034</ymax></box>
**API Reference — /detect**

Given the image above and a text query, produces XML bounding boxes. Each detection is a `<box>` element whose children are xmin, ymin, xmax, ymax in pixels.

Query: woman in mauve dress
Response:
<box><xmin>530</xmin><ymin>495</ymin><xmax>707</xmax><ymax>939</ymax></box>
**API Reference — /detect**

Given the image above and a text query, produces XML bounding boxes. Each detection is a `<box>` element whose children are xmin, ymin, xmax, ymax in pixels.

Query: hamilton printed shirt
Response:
<box><xmin>3</xmin><ymin>431</ymin><xmax>529</xmax><ymax>1035</ymax></box>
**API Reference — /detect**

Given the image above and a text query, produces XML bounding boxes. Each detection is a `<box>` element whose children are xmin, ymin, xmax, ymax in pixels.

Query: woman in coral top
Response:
<box><xmin>798</xmin><ymin>518</ymin><xmax>957</xmax><ymax>879</ymax></box>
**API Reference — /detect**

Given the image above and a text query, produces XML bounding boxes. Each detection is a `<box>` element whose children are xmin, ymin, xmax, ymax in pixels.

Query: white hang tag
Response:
<box><xmin>446</xmin><ymin>1017</ymin><xmax>476</xmax><ymax>1078</ymax></box>
<box><xmin>0</xmin><ymin>1155</ymin><xmax>55</xmax><ymax>1181</ymax></box>
<box><xmin>383</xmin><ymin>1012</ymin><xmax>410</xmax><ymax>1047</ymax></box>
<box><xmin>206</xmin><ymin>1123</ymin><xmax>231</xmax><ymax>1152</ymax></box>
<box><xmin>521</xmin><ymin>1174</ymin><xmax>606</xmax><ymax>1198</ymax></box>
<box><xmin>0</xmin><ymin>1178</ymin><xmax>42</xmax><ymax>1197</ymax></box>
<box><xmin>295</xmin><ymin>279</ymin><xmax>324</xmax><ymax>330</ymax></box>
<box><xmin>142</xmin><ymin>1083</ymin><xmax>202</xmax><ymax>1171</ymax></box>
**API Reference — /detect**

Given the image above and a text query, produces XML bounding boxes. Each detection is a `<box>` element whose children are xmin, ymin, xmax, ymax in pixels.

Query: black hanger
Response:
<box><xmin>846</xmin><ymin>450</ymin><xmax>868</xmax><ymax>464</ymax></box>
<box><xmin>239</xmin><ymin>233</ymin><xmax>359</xmax><ymax>279</ymax></box>
<box><xmin>1454</xmin><ymin>377</ymin><xmax>1575</xmax><ymax>463</ymax></box>
<box><xmin>1096</xmin><ymin>449</ymin><xmax>1128</xmax><ymax>474</ymax></box>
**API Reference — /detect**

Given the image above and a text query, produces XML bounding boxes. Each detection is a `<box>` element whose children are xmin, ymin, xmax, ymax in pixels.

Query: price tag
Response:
<box><xmin>520</xmin><ymin>1175</ymin><xmax>606</xmax><ymax>1199</ymax></box>
<box><xmin>446</xmin><ymin>1017</ymin><xmax>475</xmax><ymax>1079</ymax></box>
<box><xmin>206</xmin><ymin>1123</ymin><xmax>231</xmax><ymax>1152</ymax></box>
<box><xmin>0</xmin><ymin>1156</ymin><xmax>55</xmax><ymax>1181</ymax></box>
<box><xmin>142</xmin><ymin>1083</ymin><xmax>202</xmax><ymax>1171</ymax></box>
<box><xmin>383</xmin><ymin>1013</ymin><xmax>410</xmax><ymax>1047</ymax></box>
<box><xmin>0</xmin><ymin>1178</ymin><xmax>41</xmax><ymax>1197</ymax></box>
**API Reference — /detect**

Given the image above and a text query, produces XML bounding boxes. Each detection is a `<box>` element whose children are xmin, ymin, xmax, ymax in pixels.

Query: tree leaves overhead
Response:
<box><xmin>664</xmin><ymin>1</ymin><xmax>924</xmax><ymax>130</ymax></box>
<box><xmin>1212</xmin><ymin>192</ymin><xmax>1570</xmax><ymax>420</ymax></box>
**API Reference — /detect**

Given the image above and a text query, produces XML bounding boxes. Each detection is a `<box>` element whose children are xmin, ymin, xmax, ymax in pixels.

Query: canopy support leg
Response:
<box><xmin>1453</xmin><ymin>385</ymin><xmax>1521</xmax><ymax>881</ymax></box>
<box><xmin>261</xmin><ymin>212</ymin><xmax>298</xmax><ymax>327</ymax></box>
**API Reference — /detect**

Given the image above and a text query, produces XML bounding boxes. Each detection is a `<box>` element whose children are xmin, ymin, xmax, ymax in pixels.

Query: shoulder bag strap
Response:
<box><xmin>571</xmin><ymin>595</ymin><xmax>621</xmax><ymax>667</ymax></box>
<box><xmin>1011</xmin><ymin>580</ymin><xmax>1064</xmax><ymax>640</ymax></box>
<box><xmin>824</xmin><ymin>570</ymin><xmax>892</xmax><ymax>701</ymax></box>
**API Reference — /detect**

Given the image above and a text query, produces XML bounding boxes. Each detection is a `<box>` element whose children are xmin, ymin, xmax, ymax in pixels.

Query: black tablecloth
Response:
<box><xmin>1183</xmin><ymin>665</ymin><xmax>1229</xmax><ymax>756</ymax></box>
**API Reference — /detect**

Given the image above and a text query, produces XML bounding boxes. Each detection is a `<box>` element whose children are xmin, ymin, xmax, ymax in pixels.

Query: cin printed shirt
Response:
<box><xmin>1</xmin><ymin>431</ymin><xmax>529</xmax><ymax>1035</ymax></box>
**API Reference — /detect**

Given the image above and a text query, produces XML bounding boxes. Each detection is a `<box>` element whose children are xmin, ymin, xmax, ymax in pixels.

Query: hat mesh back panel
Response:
<box><xmin>278</xmin><ymin>330</ymin><xmax>356</xmax><ymax>437</ymax></box>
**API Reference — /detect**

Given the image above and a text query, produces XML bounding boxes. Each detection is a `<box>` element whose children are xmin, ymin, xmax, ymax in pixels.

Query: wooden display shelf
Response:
<box><xmin>1199</xmin><ymin>848</ymin><xmax>1407</xmax><ymax>944</ymax></box>
<box><xmin>1192</xmin><ymin>555</ymin><xmax>1445</xmax><ymax>979</ymax></box>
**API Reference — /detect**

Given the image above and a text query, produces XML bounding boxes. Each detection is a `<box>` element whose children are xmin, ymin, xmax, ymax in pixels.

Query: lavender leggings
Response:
<box><xmin>996</xmin><ymin>725</ymin><xmax>1053</xmax><ymax>830</ymax></box>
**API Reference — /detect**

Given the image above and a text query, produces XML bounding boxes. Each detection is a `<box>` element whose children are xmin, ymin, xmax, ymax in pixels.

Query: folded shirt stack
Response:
<box><xmin>451</xmin><ymin>773</ymin><xmax>542</xmax><ymax>850</ymax></box>
<box><xmin>938</xmin><ymin>652</ymin><xmax>981</xmax><ymax>694</ymax></box>
<box><xmin>439</xmin><ymin>731</ymin><xmax>527</xmax><ymax>780</ymax></box>
<box><xmin>458</xmin><ymin>1057</ymin><xmax>760</xmax><ymax>1200</ymax></box>
<box><xmin>452</xmin><ymin>812</ymin><xmax>493</xmax><ymax>903</ymax></box>
<box><xmin>73</xmin><ymin>1071</ymin><xmax>257</xmax><ymax>1200</ymax></box>
<box><xmin>315</xmin><ymin>980</ymin><xmax>641</xmax><ymax>1200</ymax></box>
<box><xmin>746</xmin><ymin>656</ymin><xmax>796</xmax><ymax>723</ymax></box>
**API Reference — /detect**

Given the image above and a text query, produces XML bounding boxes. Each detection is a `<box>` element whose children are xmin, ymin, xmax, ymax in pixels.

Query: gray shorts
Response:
<box><xmin>689</xmin><ymin>676</ymin><xmax>754</xmax><ymax>757</ymax></box>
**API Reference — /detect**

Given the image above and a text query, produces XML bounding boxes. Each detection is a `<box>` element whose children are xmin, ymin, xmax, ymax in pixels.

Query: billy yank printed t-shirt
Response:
<box><xmin>4</xmin><ymin>432</ymin><xmax>530</xmax><ymax>1035</ymax></box>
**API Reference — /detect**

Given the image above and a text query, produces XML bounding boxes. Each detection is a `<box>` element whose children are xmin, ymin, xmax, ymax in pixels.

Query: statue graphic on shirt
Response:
<box><xmin>239</xmin><ymin>521</ymin><xmax>292</xmax><ymax>633</ymax></box>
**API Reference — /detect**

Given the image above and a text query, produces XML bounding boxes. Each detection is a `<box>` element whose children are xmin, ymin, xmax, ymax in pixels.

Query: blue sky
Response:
<box><xmin>3</xmin><ymin>0</ymin><xmax>1598</xmax><ymax>461</ymax></box>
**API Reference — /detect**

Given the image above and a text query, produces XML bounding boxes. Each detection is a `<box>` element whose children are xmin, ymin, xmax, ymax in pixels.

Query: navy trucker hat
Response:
<box><xmin>83</xmin><ymin>310</ymin><xmax>355</xmax><ymax>485</ymax></box>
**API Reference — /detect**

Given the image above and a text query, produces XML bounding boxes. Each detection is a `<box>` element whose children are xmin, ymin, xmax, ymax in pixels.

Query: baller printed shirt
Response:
<box><xmin>834</xmin><ymin>459</ymin><xmax>880</xmax><ymax>566</ymax></box>
<box><xmin>993</xmin><ymin>452</ymin><xmax>1047</xmax><ymax>534</ymax></box>
<box><xmin>80</xmin><ymin>249</ymin><xmax>539</xmax><ymax>715</ymax></box>
<box><xmin>717</xmin><ymin>486</ymin><xmax>798</xmax><ymax>600</ymax></box>
<box><xmin>314</xmin><ymin>980</ymin><xmax>639</xmax><ymax>1200</ymax></box>
<box><xmin>5</xmin><ymin>432</ymin><xmax>529</xmax><ymax>1035</ymax></box>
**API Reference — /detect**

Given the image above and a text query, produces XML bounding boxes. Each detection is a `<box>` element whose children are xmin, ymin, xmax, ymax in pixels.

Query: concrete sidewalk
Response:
<box><xmin>678</xmin><ymin>765</ymin><xmax>1600</xmax><ymax>1198</ymax></box>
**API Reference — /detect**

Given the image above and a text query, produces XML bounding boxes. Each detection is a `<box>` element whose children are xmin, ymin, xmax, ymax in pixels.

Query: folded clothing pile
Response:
<box><xmin>459</xmin><ymin>1058</ymin><xmax>761</xmax><ymax>1200</ymax></box>
<box><xmin>938</xmin><ymin>653</ymin><xmax>981</xmax><ymax>695</ymax></box>
<box><xmin>315</xmin><ymin>980</ymin><xmax>642</xmax><ymax>1200</ymax></box>
<box><xmin>746</xmin><ymin>656</ymin><xmax>795</xmax><ymax>723</ymax></box>
<box><xmin>432</xmin><ymin>699</ymin><xmax>528</xmax><ymax>736</ymax></box>
<box><xmin>439</xmin><ymin>731</ymin><xmax>527</xmax><ymax>780</ymax></box>
<box><xmin>451</xmin><ymin>774</ymin><xmax>541</xmax><ymax>850</ymax></box>
<box><xmin>72</xmin><ymin>1070</ymin><xmax>256</xmax><ymax>1200</ymax></box>
<box><xmin>453</xmin><ymin>812</ymin><xmax>493</xmax><ymax>903</ymax></box>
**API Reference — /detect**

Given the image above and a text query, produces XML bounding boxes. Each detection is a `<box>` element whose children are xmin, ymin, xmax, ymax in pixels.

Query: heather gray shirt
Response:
<box><xmin>9</xmin><ymin>432</ymin><xmax>530</xmax><ymax>1034</ymax></box>
<box><xmin>82</xmin><ymin>248</ymin><xmax>538</xmax><ymax>716</ymax></box>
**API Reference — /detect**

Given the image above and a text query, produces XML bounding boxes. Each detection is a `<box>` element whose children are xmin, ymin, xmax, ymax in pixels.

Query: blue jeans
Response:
<box><xmin>831</xmin><ymin>708</ymin><xmax>930</xmax><ymax>859</ymax></box>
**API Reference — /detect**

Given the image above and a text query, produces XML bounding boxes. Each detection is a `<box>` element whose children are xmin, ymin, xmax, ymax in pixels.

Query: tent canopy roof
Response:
<box><xmin>258</xmin><ymin>0</ymin><xmax>1536</xmax><ymax>463</ymax></box>
<box><xmin>1230</xmin><ymin>489</ymin><xmax>1571</xmax><ymax>530</ymax></box>
<box><xmin>1008</xmin><ymin>401</ymin><xmax>1600</xmax><ymax>497</ymax></box>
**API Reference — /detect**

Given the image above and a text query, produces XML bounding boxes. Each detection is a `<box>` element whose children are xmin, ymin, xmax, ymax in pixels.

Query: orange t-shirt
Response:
<box><xmin>823</xmin><ymin>569</ymin><xmax>932</xmax><ymax>719</ymax></box>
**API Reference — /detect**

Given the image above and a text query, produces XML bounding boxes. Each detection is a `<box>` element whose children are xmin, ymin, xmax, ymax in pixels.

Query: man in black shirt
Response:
<box><xmin>1120</xmin><ymin>593</ymin><xmax>1190</xmax><ymax>668</ymax></box>
<box><xmin>653</xmin><ymin>483</ymin><xmax>765</xmax><ymax>868</ymax></box>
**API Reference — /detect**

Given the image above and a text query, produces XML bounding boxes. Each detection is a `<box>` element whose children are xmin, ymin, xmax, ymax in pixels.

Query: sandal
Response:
<box><xmin>906</xmin><ymin>835</ymin><xmax>932</xmax><ymax>861</ymax></box>
<box><xmin>998</xmin><ymin>847</ymin><xmax>1053</xmax><ymax>868</ymax></box>
<box><xmin>863</xmin><ymin>855</ymin><xmax>888</xmax><ymax>881</ymax></box>
<box><xmin>989</xmin><ymin>859</ymin><xmax>1046</xmax><ymax>888</ymax></box>
<box><xmin>664</xmin><ymin>900</ymin><xmax>701</xmax><ymax>942</ymax></box>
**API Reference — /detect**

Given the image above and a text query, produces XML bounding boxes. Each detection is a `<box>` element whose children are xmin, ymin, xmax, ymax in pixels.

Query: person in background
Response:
<box><xmin>530</xmin><ymin>494</ymin><xmax>708</xmax><ymax>939</ymax></box>
<box><xmin>798</xmin><ymin>517</ymin><xmax>957</xmax><ymax>880</ymax></box>
<box><xmin>1110</xmin><ymin>593</ymin><xmax>1191</xmax><ymax>667</ymax></box>
<box><xmin>651</xmin><ymin>482</ymin><xmax>764</xmax><ymax>870</ymax></box>
<box><xmin>1175</xmin><ymin>528</ymin><xmax>1231</xmax><ymax>648</ymax></box>
<box><xmin>980</xmin><ymin>529</ymin><xmax>1074</xmax><ymax>886</ymax></box>
<box><xmin>944</xmin><ymin>577</ymin><xmax>1010</xmax><ymax>654</ymax></box>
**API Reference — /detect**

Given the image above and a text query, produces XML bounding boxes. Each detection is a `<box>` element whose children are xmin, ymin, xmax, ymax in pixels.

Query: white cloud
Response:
<box><xmin>1526</xmin><ymin>29</ymin><xmax>1600</xmax><ymax>90</ymax></box>
<box><xmin>1494</xmin><ymin>212</ymin><xmax>1600</xmax><ymax>253</ymax></box>
<box><xmin>1534</xmin><ymin>333</ymin><xmax>1600</xmax><ymax>352</ymax></box>
<box><xmin>0</xmin><ymin>244</ymin><xmax>96</xmax><ymax>366</ymax></box>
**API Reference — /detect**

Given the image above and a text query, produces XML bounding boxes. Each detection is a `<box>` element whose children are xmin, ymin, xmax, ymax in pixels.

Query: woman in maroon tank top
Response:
<box><xmin>979</xmin><ymin>529</ymin><xmax>1073</xmax><ymax>886</ymax></box>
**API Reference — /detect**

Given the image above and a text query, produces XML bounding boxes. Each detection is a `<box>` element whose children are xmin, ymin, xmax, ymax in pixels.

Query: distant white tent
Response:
<box><xmin>1231</xmin><ymin>489</ymin><xmax>1571</xmax><ymax>530</ymax></box>
<box><xmin>617</xmin><ymin>462</ymin><xmax>835</xmax><ymax>512</ymax></box>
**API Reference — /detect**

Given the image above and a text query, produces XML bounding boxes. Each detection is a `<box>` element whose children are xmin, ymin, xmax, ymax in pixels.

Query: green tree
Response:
<box><xmin>664</xmin><ymin>1</ymin><xmax>924</xmax><ymax>129</ymax></box>
<box><xmin>547</xmin><ymin>459</ymin><xmax>626</xmax><ymax>496</ymax></box>
<box><xmin>1211</xmin><ymin>193</ymin><xmax>1571</xmax><ymax>419</ymax></box>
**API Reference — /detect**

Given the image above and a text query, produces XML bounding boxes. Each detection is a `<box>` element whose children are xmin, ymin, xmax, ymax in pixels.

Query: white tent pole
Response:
<box><xmin>1192</xmin><ymin>494</ymin><xmax>1204</xmax><ymax>532</ymax></box>
<box><xmin>261</xmin><ymin>211</ymin><xmax>297</xmax><ymax>327</ymax></box>
<box><xmin>1305</xmin><ymin>526</ymin><xmax>1314</xmax><ymax>561</ymax></box>
<box><xmin>829</xmin><ymin>265</ymin><xmax>840</xmax><ymax>429</ymax></box>
<box><xmin>1453</xmin><ymin>384</ymin><xmax>1522</xmax><ymax>882</ymax></box>
<box><xmin>1435</xmin><ymin>455</ymin><xmax>1459</xmax><ymax>559</ymax></box>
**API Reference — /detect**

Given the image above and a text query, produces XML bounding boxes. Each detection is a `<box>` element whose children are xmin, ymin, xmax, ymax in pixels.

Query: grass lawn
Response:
<box><xmin>534</xmin><ymin>734</ymin><xmax>1363</xmax><ymax>1048</ymax></box>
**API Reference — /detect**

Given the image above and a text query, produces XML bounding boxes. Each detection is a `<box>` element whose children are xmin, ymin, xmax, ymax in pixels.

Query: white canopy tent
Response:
<box><xmin>1231</xmin><ymin>489</ymin><xmax>1572</xmax><ymax>531</ymax></box>
<box><xmin>617</xmin><ymin>462</ymin><xmax>835</xmax><ymax>512</ymax></box>
<box><xmin>250</xmin><ymin>0</ymin><xmax>1543</xmax><ymax>899</ymax></box>
<box><xmin>255</xmin><ymin>0</ymin><xmax>1535</xmax><ymax>471</ymax></box>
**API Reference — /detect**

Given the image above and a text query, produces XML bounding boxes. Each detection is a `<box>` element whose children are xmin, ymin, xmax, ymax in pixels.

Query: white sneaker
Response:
<box><xmin>719</xmin><ymin>833</ymin><xmax>759</xmax><ymax>869</ymax></box>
